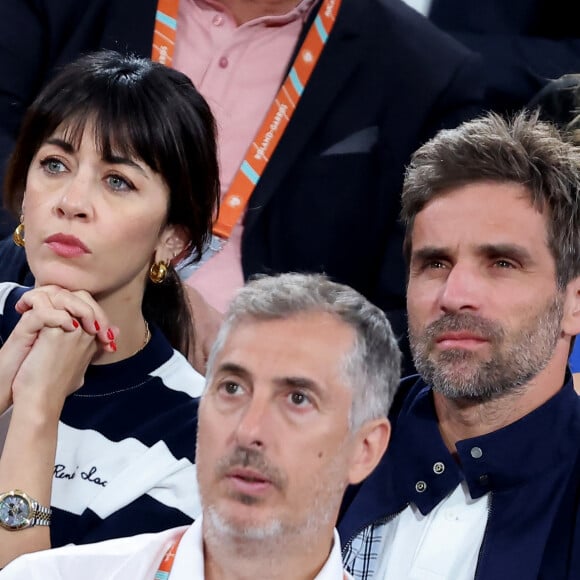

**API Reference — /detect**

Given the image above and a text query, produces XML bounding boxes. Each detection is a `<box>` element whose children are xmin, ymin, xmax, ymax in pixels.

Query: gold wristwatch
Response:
<box><xmin>0</xmin><ymin>489</ymin><xmax>52</xmax><ymax>530</ymax></box>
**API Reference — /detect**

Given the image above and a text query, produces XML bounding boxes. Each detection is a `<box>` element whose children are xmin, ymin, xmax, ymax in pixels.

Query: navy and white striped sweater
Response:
<box><xmin>0</xmin><ymin>283</ymin><xmax>203</xmax><ymax>547</ymax></box>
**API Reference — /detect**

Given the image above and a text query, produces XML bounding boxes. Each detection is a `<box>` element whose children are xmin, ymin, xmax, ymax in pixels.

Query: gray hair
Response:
<box><xmin>401</xmin><ymin>111</ymin><xmax>580</xmax><ymax>288</ymax></box>
<box><xmin>205</xmin><ymin>273</ymin><xmax>401</xmax><ymax>431</ymax></box>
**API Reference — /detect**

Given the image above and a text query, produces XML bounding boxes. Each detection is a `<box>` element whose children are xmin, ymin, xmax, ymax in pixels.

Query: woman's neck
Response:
<box><xmin>90</xmin><ymin>291</ymin><xmax>149</xmax><ymax>365</ymax></box>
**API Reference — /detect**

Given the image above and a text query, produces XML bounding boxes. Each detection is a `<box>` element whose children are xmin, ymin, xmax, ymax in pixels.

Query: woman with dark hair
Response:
<box><xmin>0</xmin><ymin>50</ymin><xmax>219</xmax><ymax>566</ymax></box>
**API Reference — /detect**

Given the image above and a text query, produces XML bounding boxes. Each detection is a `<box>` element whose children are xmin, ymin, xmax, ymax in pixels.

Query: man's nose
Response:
<box><xmin>233</xmin><ymin>395</ymin><xmax>272</xmax><ymax>450</ymax></box>
<box><xmin>439</xmin><ymin>263</ymin><xmax>483</xmax><ymax>313</ymax></box>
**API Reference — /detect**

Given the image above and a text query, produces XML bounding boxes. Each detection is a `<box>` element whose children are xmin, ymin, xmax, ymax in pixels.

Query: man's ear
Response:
<box><xmin>347</xmin><ymin>418</ymin><xmax>391</xmax><ymax>485</ymax></box>
<box><xmin>154</xmin><ymin>224</ymin><xmax>190</xmax><ymax>265</ymax></box>
<box><xmin>561</xmin><ymin>276</ymin><xmax>580</xmax><ymax>337</ymax></box>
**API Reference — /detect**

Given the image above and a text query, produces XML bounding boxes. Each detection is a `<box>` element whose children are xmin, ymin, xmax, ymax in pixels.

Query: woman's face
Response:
<box><xmin>23</xmin><ymin>124</ymin><xmax>174</xmax><ymax>300</ymax></box>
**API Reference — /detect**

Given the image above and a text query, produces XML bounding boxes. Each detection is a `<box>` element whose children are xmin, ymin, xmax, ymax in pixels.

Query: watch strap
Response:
<box><xmin>30</xmin><ymin>499</ymin><xmax>52</xmax><ymax>527</ymax></box>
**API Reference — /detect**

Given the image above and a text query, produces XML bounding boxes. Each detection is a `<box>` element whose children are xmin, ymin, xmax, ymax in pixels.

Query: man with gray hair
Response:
<box><xmin>0</xmin><ymin>273</ymin><xmax>400</xmax><ymax>579</ymax></box>
<box><xmin>339</xmin><ymin>111</ymin><xmax>580</xmax><ymax>579</ymax></box>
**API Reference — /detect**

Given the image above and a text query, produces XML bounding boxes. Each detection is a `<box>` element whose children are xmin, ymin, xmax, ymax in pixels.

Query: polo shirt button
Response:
<box><xmin>433</xmin><ymin>462</ymin><xmax>445</xmax><ymax>475</ymax></box>
<box><xmin>470</xmin><ymin>446</ymin><xmax>483</xmax><ymax>459</ymax></box>
<box><xmin>415</xmin><ymin>480</ymin><xmax>427</xmax><ymax>493</ymax></box>
<box><xmin>212</xmin><ymin>13</ymin><xmax>224</xmax><ymax>26</ymax></box>
<box><xmin>219</xmin><ymin>56</ymin><xmax>229</xmax><ymax>69</ymax></box>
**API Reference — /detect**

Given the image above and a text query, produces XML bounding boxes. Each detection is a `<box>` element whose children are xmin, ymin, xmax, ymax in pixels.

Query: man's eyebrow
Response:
<box><xmin>411</xmin><ymin>243</ymin><xmax>535</xmax><ymax>265</ymax></box>
<box><xmin>410</xmin><ymin>246</ymin><xmax>449</xmax><ymax>263</ymax></box>
<box><xmin>273</xmin><ymin>376</ymin><xmax>324</xmax><ymax>399</ymax></box>
<box><xmin>214</xmin><ymin>362</ymin><xmax>252</xmax><ymax>381</ymax></box>
<box><xmin>213</xmin><ymin>364</ymin><xmax>326</xmax><ymax>399</ymax></box>
<box><xmin>478</xmin><ymin>243</ymin><xmax>534</xmax><ymax>264</ymax></box>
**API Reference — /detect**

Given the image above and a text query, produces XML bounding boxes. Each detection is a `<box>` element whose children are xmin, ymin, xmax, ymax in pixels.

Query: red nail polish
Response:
<box><xmin>72</xmin><ymin>320</ymin><xmax>79</xmax><ymax>329</ymax></box>
<box><xmin>94</xmin><ymin>321</ymin><xmax>101</xmax><ymax>332</ymax></box>
<box><xmin>109</xmin><ymin>340</ymin><xmax>117</xmax><ymax>352</ymax></box>
<box><xmin>107</xmin><ymin>328</ymin><xmax>114</xmax><ymax>340</ymax></box>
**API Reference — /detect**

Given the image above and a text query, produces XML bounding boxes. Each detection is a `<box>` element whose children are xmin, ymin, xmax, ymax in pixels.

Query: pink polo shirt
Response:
<box><xmin>174</xmin><ymin>0</ymin><xmax>316</xmax><ymax>311</ymax></box>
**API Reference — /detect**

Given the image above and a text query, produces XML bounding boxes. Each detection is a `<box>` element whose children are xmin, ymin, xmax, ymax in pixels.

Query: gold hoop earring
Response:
<box><xmin>149</xmin><ymin>261</ymin><xmax>168</xmax><ymax>284</ymax></box>
<box><xmin>13</xmin><ymin>223</ymin><xmax>25</xmax><ymax>247</ymax></box>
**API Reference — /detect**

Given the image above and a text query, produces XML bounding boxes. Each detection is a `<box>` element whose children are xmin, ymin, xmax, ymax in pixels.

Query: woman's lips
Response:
<box><xmin>45</xmin><ymin>233</ymin><xmax>90</xmax><ymax>258</ymax></box>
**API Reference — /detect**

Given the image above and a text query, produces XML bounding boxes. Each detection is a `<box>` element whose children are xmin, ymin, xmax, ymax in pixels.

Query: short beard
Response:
<box><xmin>200</xmin><ymin>443</ymin><xmax>349</xmax><ymax>552</ymax></box>
<box><xmin>204</xmin><ymin>504</ymin><xmax>283</xmax><ymax>542</ymax></box>
<box><xmin>410</xmin><ymin>295</ymin><xmax>564</xmax><ymax>402</ymax></box>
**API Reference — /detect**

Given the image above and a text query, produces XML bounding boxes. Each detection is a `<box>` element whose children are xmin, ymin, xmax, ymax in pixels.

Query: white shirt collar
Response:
<box><xmin>170</xmin><ymin>518</ymin><xmax>349</xmax><ymax>579</ymax></box>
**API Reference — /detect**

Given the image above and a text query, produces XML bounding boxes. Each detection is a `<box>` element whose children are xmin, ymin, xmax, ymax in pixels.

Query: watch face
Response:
<box><xmin>0</xmin><ymin>494</ymin><xmax>31</xmax><ymax>529</ymax></box>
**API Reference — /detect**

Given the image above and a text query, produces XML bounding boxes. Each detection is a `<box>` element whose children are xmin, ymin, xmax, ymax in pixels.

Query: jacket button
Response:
<box><xmin>470</xmin><ymin>446</ymin><xmax>483</xmax><ymax>459</ymax></box>
<box><xmin>415</xmin><ymin>480</ymin><xmax>427</xmax><ymax>493</ymax></box>
<box><xmin>433</xmin><ymin>462</ymin><xmax>445</xmax><ymax>474</ymax></box>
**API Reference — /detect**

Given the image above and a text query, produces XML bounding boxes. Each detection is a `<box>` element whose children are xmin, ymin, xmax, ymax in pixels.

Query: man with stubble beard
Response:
<box><xmin>338</xmin><ymin>112</ymin><xmax>580</xmax><ymax>580</ymax></box>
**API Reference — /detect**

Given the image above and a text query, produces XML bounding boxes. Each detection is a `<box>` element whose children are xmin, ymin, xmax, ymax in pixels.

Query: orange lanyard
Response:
<box><xmin>154</xmin><ymin>531</ymin><xmax>186</xmax><ymax>579</ymax></box>
<box><xmin>152</xmin><ymin>0</ymin><xmax>179</xmax><ymax>67</ymax></box>
<box><xmin>151</xmin><ymin>0</ymin><xmax>342</xmax><ymax>239</ymax></box>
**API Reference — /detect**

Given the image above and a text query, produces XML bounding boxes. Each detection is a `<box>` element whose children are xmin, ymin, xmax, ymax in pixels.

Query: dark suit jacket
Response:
<box><xmin>0</xmin><ymin>0</ymin><xmax>484</xmax><ymax>373</ymax></box>
<box><xmin>430</xmin><ymin>0</ymin><xmax>580</xmax><ymax>113</ymax></box>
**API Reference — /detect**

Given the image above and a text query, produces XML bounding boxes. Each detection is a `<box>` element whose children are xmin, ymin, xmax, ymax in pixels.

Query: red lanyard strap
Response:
<box><xmin>154</xmin><ymin>530</ymin><xmax>186</xmax><ymax>579</ymax></box>
<box><xmin>151</xmin><ymin>0</ymin><xmax>342</xmax><ymax>239</ymax></box>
